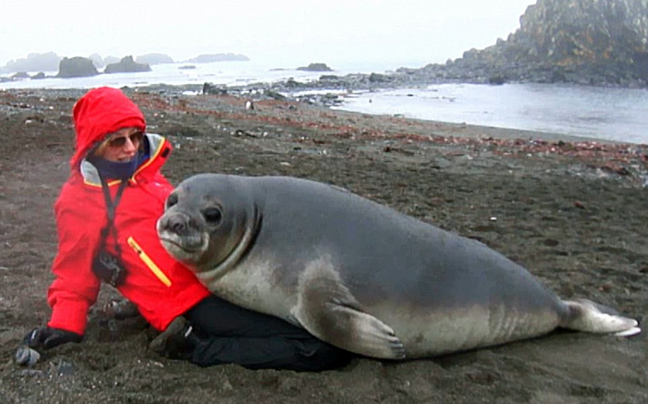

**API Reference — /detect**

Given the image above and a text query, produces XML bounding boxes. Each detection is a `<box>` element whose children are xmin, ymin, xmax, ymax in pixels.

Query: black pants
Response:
<box><xmin>184</xmin><ymin>295</ymin><xmax>353</xmax><ymax>371</ymax></box>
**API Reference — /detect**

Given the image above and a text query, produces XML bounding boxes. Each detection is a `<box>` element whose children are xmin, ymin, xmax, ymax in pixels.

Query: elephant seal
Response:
<box><xmin>157</xmin><ymin>174</ymin><xmax>640</xmax><ymax>359</ymax></box>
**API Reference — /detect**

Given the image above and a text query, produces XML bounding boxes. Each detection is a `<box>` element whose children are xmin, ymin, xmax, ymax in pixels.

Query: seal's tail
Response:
<box><xmin>560</xmin><ymin>299</ymin><xmax>641</xmax><ymax>337</ymax></box>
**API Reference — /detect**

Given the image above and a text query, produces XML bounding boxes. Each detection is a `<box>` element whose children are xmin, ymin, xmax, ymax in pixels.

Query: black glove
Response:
<box><xmin>23</xmin><ymin>327</ymin><xmax>82</xmax><ymax>351</ymax></box>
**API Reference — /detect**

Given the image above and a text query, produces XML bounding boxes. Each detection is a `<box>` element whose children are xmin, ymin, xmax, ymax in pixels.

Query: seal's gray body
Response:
<box><xmin>158</xmin><ymin>174</ymin><xmax>639</xmax><ymax>359</ymax></box>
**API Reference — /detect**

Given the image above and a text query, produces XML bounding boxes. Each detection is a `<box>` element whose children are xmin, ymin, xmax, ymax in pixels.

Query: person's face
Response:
<box><xmin>94</xmin><ymin>127</ymin><xmax>143</xmax><ymax>162</ymax></box>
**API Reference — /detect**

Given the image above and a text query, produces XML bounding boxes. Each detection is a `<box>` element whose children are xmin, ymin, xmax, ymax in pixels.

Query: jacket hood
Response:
<box><xmin>70</xmin><ymin>87</ymin><xmax>146</xmax><ymax>170</ymax></box>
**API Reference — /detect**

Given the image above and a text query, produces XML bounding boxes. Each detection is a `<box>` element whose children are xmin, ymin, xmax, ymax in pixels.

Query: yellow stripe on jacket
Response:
<box><xmin>127</xmin><ymin>237</ymin><xmax>172</xmax><ymax>287</ymax></box>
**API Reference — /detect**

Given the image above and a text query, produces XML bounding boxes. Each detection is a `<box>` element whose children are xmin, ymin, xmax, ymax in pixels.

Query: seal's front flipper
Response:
<box><xmin>291</xmin><ymin>296</ymin><xmax>406</xmax><ymax>359</ymax></box>
<box><xmin>291</xmin><ymin>258</ymin><xmax>406</xmax><ymax>359</ymax></box>
<box><xmin>561</xmin><ymin>299</ymin><xmax>641</xmax><ymax>337</ymax></box>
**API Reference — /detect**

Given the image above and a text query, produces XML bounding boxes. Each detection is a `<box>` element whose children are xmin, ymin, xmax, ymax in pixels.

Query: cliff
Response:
<box><xmin>414</xmin><ymin>0</ymin><xmax>648</xmax><ymax>87</ymax></box>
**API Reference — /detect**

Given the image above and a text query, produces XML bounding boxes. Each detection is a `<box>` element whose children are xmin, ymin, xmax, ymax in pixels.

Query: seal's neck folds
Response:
<box><xmin>196</xmin><ymin>204</ymin><xmax>262</xmax><ymax>285</ymax></box>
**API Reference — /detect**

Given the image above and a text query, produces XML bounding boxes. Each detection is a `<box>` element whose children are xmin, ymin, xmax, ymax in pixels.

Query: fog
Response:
<box><xmin>1</xmin><ymin>0</ymin><xmax>534</xmax><ymax>70</ymax></box>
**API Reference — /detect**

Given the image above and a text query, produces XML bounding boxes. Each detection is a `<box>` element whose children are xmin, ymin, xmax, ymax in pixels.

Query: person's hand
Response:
<box><xmin>23</xmin><ymin>327</ymin><xmax>82</xmax><ymax>351</ymax></box>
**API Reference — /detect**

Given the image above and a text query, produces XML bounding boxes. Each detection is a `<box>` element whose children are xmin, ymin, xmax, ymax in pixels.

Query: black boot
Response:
<box><xmin>149</xmin><ymin>317</ymin><xmax>202</xmax><ymax>359</ymax></box>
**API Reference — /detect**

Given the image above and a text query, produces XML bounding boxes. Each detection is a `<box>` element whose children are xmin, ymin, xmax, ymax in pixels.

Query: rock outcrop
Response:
<box><xmin>297</xmin><ymin>63</ymin><xmax>333</xmax><ymax>72</ymax></box>
<box><xmin>136</xmin><ymin>53</ymin><xmax>174</xmax><ymax>65</ymax></box>
<box><xmin>412</xmin><ymin>0</ymin><xmax>648</xmax><ymax>87</ymax></box>
<box><xmin>57</xmin><ymin>57</ymin><xmax>99</xmax><ymax>78</ymax></box>
<box><xmin>88</xmin><ymin>53</ymin><xmax>106</xmax><ymax>69</ymax></box>
<box><xmin>104</xmin><ymin>56</ymin><xmax>152</xmax><ymax>74</ymax></box>
<box><xmin>11</xmin><ymin>72</ymin><xmax>30</xmax><ymax>80</ymax></box>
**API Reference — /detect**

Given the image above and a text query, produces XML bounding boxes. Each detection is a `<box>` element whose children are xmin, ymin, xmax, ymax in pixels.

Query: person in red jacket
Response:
<box><xmin>23</xmin><ymin>87</ymin><xmax>352</xmax><ymax>371</ymax></box>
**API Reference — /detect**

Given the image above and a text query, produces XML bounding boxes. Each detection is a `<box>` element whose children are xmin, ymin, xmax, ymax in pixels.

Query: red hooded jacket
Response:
<box><xmin>47</xmin><ymin>87</ymin><xmax>210</xmax><ymax>335</ymax></box>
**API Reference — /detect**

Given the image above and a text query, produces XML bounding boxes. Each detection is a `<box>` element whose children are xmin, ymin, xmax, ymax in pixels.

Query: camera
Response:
<box><xmin>92</xmin><ymin>250</ymin><xmax>127</xmax><ymax>287</ymax></box>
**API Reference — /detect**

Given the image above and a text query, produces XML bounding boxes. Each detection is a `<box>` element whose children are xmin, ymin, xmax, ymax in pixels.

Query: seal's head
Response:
<box><xmin>157</xmin><ymin>174</ymin><xmax>258</xmax><ymax>277</ymax></box>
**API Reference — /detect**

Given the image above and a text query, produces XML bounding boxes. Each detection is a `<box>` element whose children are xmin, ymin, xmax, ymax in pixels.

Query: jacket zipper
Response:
<box><xmin>127</xmin><ymin>236</ymin><xmax>172</xmax><ymax>287</ymax></box>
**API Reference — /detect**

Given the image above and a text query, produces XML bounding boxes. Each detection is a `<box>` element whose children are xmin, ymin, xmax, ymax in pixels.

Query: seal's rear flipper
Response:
<box><xmin>614</xmin><ymin>327</ymin><xmax>641</xmax><ymax>337</ymax></box>
<box><xmin>561</xmin><ymin>299</ymin><xmax>641</xmax><ymax>337</ymax></box>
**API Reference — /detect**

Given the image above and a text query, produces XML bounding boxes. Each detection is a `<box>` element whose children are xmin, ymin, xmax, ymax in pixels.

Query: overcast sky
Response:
<box><xmin>0</xmin><ymin>0</ymin><xmax>535</xmax><ymax>69</ymax></box>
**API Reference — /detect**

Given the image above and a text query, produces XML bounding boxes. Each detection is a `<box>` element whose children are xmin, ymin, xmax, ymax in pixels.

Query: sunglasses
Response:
<box><xmin>106</xmin><ymin>131</ymin><xmax>144</xmax><ymax>148</ymax></box>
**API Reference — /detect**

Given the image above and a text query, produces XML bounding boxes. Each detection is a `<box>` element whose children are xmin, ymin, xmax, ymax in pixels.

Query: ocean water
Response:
<box><xmin>0</xmin><ymin>61</ymin><xmax>332</xmax><ymax>90</ymax></box>
<box><xmin>2</xmin><ymin>61</ymin><xmax>646</xmax><ymax>144</ymax></box>
<box><xmin>335</xmin><ymin>83</ymin><xmax>648</xmax><ymax>144</ymax></box>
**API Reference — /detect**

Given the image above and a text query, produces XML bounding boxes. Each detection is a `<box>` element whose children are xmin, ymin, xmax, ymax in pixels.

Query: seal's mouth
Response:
<box><xmin>158</xmin><ymin>230</ymin><xmax>208</xmax><ymax>263</ymax></box>
<box><xmin>158</xmin><ymin>235</ymin><xmax>193</xmax><ymax>251</ymax></box>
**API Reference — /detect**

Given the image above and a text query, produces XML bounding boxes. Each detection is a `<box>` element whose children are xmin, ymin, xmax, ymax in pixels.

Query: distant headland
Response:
<box><xmin>0</xmin><ymin>52</ymin><xmax>250</xmax><ymax>80</ymax></box>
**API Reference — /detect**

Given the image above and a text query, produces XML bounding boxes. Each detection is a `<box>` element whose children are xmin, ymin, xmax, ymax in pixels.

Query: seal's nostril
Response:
<box><xmin>170</xmin><ymin>218</ymin><xmax>186</xmax><ymax>233</ymax></box>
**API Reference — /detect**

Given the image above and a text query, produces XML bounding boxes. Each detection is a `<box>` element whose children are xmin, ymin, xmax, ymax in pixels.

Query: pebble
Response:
<box><xmin>15</xmin><ymin>346</ymin><xmax>40</xmax><ymax>367</ymax></box>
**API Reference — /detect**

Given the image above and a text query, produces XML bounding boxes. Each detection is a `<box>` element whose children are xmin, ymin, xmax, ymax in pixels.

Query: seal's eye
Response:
<box><xmin>166</xmin><ymin>193</ymin><xmax>178</xmax><ymax>209</ymax></box>
<box><xmin>203</xmin><ymin>207</ymin><xmax>223</xmax><ymax>226</ymax></box>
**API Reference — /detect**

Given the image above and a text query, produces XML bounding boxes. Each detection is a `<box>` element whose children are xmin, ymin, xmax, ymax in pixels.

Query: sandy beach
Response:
<box><xmin>1</xmin><ymin>88</ymin><xmax>646</xmax><ymax>404</ymax></box>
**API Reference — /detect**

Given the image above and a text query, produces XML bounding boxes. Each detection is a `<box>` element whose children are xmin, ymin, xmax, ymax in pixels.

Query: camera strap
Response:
<box><xmin>98</xmin><ymin>176</ymin><xmax>128</xmax><ymax>255</ymax></box>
